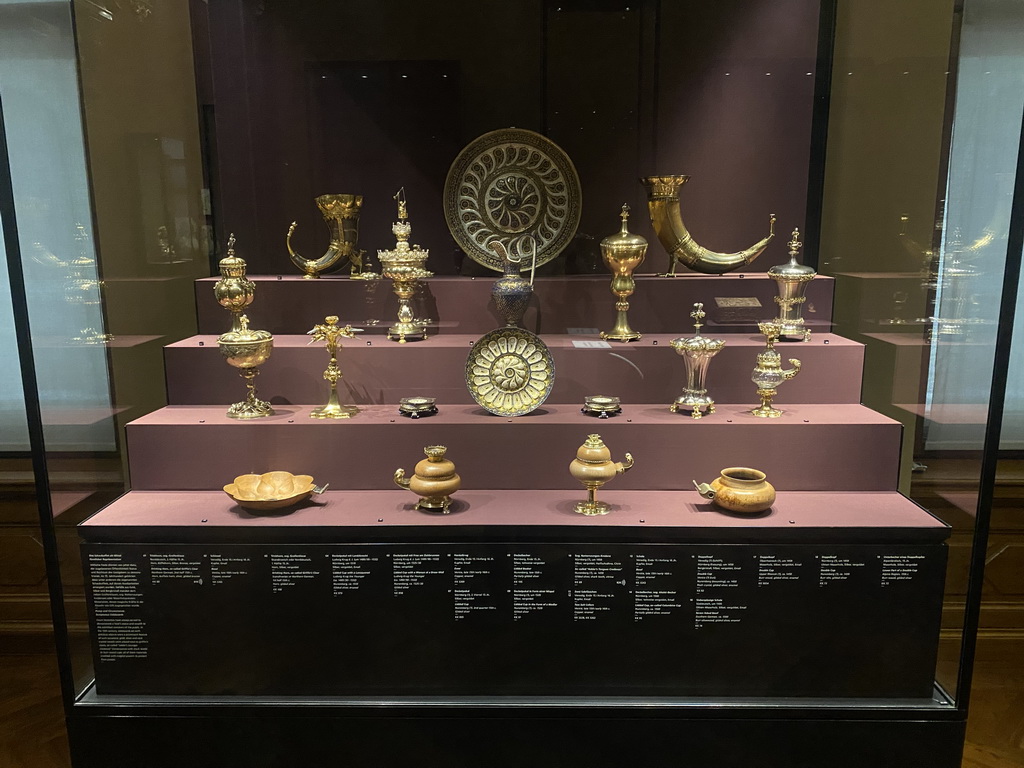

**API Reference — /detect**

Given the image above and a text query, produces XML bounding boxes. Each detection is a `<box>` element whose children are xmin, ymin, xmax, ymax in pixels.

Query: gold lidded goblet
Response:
<box><xmin>670</xmin><ymin>302</ymin><xmax>725</xmax><ymax>418</ymax></box>
<box><xmin>378</xmin><ymin>188</ymin><xmax>432</xmax><ymax>343</ymax></box>
<box><xmin>213</xmin><ymin>233</ymin><xmax>255</xmax><ymax>335</ymax></box>
<box><xmin>600</xmin><ymin>204</ymin><xmax>648</xmax><ymax>342</ymax></box>
<box><xmin>218</xmin><ymin>314</ymin><xmax>274</xmax><ymax>419</ymax></box>
<box><xmin>768</xmin><ymin>228</ymin><xmax>816</xmax><ymax>341</ymax></box>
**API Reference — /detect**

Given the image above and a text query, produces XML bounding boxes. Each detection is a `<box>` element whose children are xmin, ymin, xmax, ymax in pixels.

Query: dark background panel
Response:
<box><xmin>196</xmin><ymin>0</ymin><xmax>820</xmax><ymax>275</ymax></box>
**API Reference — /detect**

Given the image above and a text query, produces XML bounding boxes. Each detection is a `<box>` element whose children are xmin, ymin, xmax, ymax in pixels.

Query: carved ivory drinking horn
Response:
<box><xmin>640</xmin><ymin>175</ymin><xmax>776</xmax><ymax>275</ymax></box>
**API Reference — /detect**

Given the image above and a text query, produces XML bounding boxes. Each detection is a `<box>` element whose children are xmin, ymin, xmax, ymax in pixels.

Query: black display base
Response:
<box><xmin>398</xmin><ymin>405</ymin><xmax>438</xmax><ymax>419</ymax></box>
<box><xmin>67</xmin><ymin>710</ymin><xmax>967</xmax><ymax>768</ymax></box>
<box><xmin>581</xmin><ymin>406</ymin><xmax>622</xmax><ymax>418</ymax></box>
<box><xmin>82</xmin><ymin>537</ymin><xmax>946</xmax><ymax>698</ymax></box>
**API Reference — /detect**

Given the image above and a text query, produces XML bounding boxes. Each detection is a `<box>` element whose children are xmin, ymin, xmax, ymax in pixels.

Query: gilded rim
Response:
<box><xmin>465</xmin><ymin>328</ymin><xmax>555</xmax><ymax>416</ymax></box>
<box><xmin>443</xmin><ymin>128</ymin><xmax>581</xmax><ymax>272</ymax></box>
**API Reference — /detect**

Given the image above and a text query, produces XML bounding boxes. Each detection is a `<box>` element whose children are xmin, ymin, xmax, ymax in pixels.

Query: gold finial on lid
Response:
<box><xmin>394</xmin><ymin>187</ymin><xmax>408</xmax><ymax>221</ymax></box>
<box><xmin>619</xmin><ymin>203</ymin><xmax>630</xmax><ymax>232</ymax></box>
<box><xmin>690</xmin><ymin>302</ymin><xmax>706</xmax><ymax>334</ymax></box>
<box><xmin>787</xmin><ymin>228</ymin><xmax>802</xmax><ymax>260</ymax></box>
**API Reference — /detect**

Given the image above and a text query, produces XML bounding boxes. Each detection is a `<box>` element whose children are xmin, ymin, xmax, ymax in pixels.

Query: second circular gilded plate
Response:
<box><xmin>444</xmin><ymin>128</ymin><xmax>582</xmax><ymax>272</ymax></box>
<box><xmin>466</xmin><ymin>327</ymin><xmax>555</xmax><ymax>416</ymax></box>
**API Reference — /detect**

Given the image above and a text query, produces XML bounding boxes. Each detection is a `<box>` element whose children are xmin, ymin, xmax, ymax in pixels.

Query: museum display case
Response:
<box><xmin>3</xmin><ymin>0</ymin><xmax>1024</xmax><ymax>766</ymax></box>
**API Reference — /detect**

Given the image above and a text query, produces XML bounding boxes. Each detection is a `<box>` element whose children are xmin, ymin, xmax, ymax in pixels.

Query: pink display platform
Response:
<box><xmin>124</xmin><ymin>403</ymin><xmax>901</xmax><ymax>493</ymax></box>
<box><xmin>80</xmin><ymin>489</ymin><xmax>948</xmax><ymax>545</ymax></box>
<box><xmin>165</xmin><ymin>332</ymin><xmax>863</xmax><ymax>406</ymax></box>
<box><xmin>196</xmin><ymin>274</ymin><xmax>835</xmax><ymax>336</ymax></box>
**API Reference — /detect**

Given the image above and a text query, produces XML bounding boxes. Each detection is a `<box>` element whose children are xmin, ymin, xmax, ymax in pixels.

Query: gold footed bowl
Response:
<box><xmin>223</xmin><ymin>471</ymin><xmax>327</xmax><ymax>512</ymax></box>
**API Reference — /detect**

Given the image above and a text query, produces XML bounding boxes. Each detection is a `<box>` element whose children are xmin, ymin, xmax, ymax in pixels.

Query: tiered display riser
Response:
<box><xmin>80</xmin><ymin>272</ymin><xmax>948</xmax><ymax>705</ymax></box>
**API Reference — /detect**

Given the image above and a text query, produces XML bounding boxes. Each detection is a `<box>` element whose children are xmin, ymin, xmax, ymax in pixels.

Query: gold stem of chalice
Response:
<box><xmin>388</xmin><ymin>274</ymin><xmax>427</xmax><ymax>344</ymax></box>
<box><xmin>228</xmin><ymin>367</ymin><xmax>274</xmax><ymax>420</ymax></box>
<box><xmin>750</xmin><ymin>388</ymin><xmax>783</xmax><ymax>419</ymax></box>
<box><xmin>574</xmin><ymin>485</ymin><xmax>611</xmax><ymax>516</ymax></box>
<box><xmin>602</xmin><ymin>293</ymin><xmax>640</xmax><ymax>342</ymax></box>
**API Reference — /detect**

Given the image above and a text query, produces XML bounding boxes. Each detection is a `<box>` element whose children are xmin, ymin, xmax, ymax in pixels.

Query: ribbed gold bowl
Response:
<box><xmin>223</xmin><ymin>471</ymin><xmax>322</xmax><ymax>511</ymax></box>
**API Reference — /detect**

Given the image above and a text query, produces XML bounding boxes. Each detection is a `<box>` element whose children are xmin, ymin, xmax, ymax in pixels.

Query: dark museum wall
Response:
<box><xmin>197</xmin><ymin>0</ymin><xmax>819</xmax><ymax>276</ymax></box>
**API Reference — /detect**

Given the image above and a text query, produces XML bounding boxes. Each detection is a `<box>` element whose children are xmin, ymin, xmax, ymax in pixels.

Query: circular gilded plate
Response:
<box><xmin>444</xmin><ymin>128</ymin><xmax>582</xmax><ymax>272</ymax></box>
<box><xmin>466</xmin><ymin>327</ymin><xmax>555</xmax><ymax>416</ymax></box>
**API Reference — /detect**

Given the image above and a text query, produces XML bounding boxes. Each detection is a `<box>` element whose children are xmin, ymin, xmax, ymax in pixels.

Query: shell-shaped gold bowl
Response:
<box><xmin>223</xmin><ymin>471</ymin><xmax>325</xmax><ymax>511</ymax></box>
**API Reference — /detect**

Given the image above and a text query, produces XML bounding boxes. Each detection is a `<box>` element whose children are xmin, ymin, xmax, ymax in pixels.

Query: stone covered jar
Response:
<box><xmin>394</xmin><ymin>445</ymin><xmax>461</xmax><ymax>513</ymax></box>
<box><xmin>693</xmin><ymin>467</ymin><xmax>776</xmax><ymax>514</ymax></box>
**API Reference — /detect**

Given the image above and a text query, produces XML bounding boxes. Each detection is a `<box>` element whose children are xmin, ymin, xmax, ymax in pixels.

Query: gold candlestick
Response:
<box><xmin>378</xmin><ymin>188</ymin><xmax>432</xmax><ymax>343</ymax></box>
<box><xmin>600</xmin><ymin>204</ymin><xmax>648</xmax><ymax>342</ymax></box>
<box><xmin>307</xmin><ymin>315</ymin><xmax>362</xmax><ymax>419</ymax></box>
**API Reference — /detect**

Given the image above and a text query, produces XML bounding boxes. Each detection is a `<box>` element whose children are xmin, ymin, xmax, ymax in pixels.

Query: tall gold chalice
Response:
<box><xmin>378</xmin><ymin>188</ymin><xmax>432</xmax><ymax>343</ymax></box>
<box><xmin>307</xmin><ymin>315</ymin><xmax>362</xmax><ymax>419</ymax></box>
<box><xmin>218</xmin><ymin>314</ymin><xmax>274</xmax><ymax>419</ymax></box>
<box><xmin>600</xmin><ymin>204</ymin><xmax>648</xmax><ymax>342</ymax></box>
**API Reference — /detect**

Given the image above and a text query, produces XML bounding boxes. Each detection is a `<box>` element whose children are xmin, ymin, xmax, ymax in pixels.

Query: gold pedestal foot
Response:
<box><xmin>310</xmin><ymin>403</ymin><xmax>359</xmax><ymax>419</ymax></box>
<box><xmin>574</xmin><ymin>500</ymin><xmax>611</xmax><ymax>516</ymax></box>
<box><xmin>417</xmin><ymin>496</ymin><xmax>452</xmax><ymax>514</ymax></box>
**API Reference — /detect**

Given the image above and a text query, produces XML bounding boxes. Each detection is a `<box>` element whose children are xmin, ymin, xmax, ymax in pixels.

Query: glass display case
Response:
<box><xmin>2</xmin><ymin>0</ymin><xmax>1023</xmax><ymax>765</ymax></box>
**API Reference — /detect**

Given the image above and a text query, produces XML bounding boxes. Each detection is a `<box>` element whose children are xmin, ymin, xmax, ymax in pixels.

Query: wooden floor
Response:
<box><xmin>2</xmin><ymin>640</ymin><xmax>1024</xmax><ymax>767</ymax></box>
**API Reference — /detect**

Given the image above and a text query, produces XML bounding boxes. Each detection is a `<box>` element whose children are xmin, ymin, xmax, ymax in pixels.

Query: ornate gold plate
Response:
<box><xmin>466</xmin><ymin>327</ymin><xmax>555</xmax><ymax>416</ymax></box>
<box><xmin>444</xmin><ymin>128</ymin><xmax>581</xmax><ymax>271</ymax></box>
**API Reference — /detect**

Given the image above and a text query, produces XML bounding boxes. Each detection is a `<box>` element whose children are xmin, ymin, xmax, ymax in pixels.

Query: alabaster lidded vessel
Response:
<box><xmin>394</xmin><ymin>445</ymin><xmax>461</xmax><ymax>513</ymax></box>
<box><xmin>568</xmin><ymin>434</ymin><xmax>634</xmax><ymax>516</ymax></box>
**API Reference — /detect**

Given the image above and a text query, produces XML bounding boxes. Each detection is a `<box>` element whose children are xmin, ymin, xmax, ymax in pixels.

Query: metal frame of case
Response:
<box><xmin>3</xmin><ymin>0</ymin><xmax>1024</xmax><ymax>764</ymax></box>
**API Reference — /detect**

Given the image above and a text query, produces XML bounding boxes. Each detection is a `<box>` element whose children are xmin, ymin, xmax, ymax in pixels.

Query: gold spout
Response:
<box><xmin>617</xmin><ymin>453</ymin><xmax>635</xmax><ymax>473</ymax></box>
<box><xmin>640</xmin><ymin>175</ymin><xmax>775</xmax><ymax>275</ymax></box>
<box><xmin>393</xmin><ymin>468</ymin><xmax>411</xmax><ymax>490</ymax></box>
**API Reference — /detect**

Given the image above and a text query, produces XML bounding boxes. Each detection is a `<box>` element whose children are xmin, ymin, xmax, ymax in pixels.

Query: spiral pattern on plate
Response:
<box><xmin>465</xmin><ymin>327</ymin><xmax>555</xmax><ymax>416</ymax></box>
<box><xmin>444</xmin><ymin>128</ymin><xmax>581</xmax><ymax>272</ymax></box>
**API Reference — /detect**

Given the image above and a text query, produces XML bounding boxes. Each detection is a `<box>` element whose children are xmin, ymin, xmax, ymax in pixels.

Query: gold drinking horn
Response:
<box><xmin>640</xmin><ymin>175</ymin><xmax>775</xmax><ymax>275</ymax></box>
<box><xmin>286</xmin><ymin>193</ymin><xmax>363</xmax><ymax>279</ymax></box>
